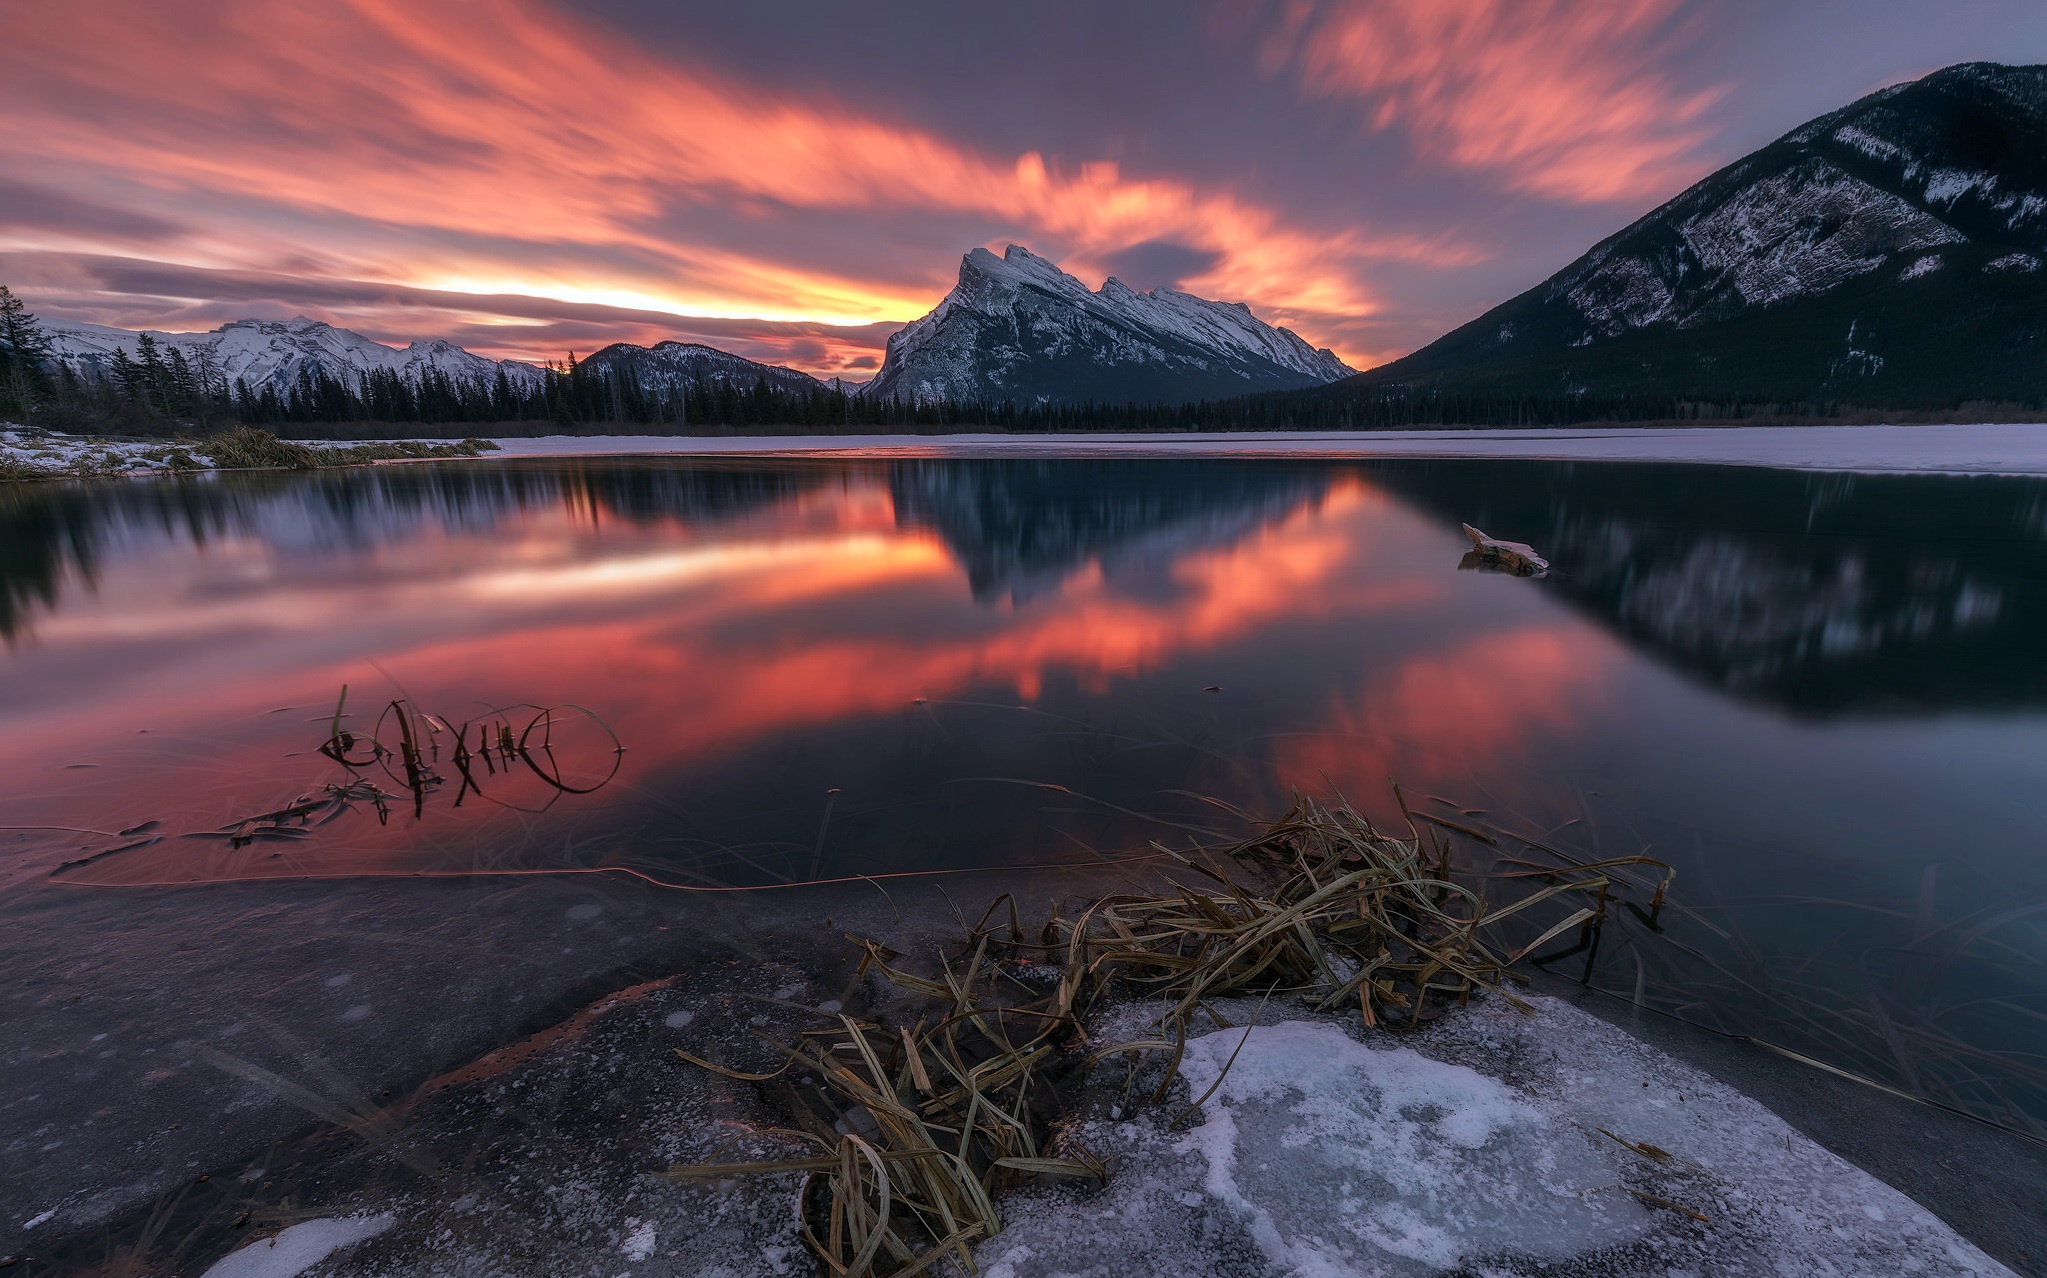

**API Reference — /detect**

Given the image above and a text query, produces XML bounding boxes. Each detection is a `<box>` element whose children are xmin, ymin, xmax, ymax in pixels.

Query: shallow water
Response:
<box><xmin>2</xmin><ymin>454</ymin><xmax>2044</xmax><ymax>1183</ymax></box>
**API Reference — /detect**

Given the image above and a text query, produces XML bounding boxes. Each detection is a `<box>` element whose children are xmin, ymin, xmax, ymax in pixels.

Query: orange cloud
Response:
<box><xmin>1252</xmin><ymin>0</ymin><xmax>1725</xmax><ymax>204</ymax></box>
<box><xmin>0</xmin><ymin>0</ymin><xmax>1455</xmax><ymax>366</ymax></box>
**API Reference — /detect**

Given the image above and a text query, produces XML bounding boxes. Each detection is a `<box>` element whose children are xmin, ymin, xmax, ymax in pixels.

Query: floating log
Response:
<box><xmin>1460</xmin><ymin>524</ymin><xmax>1550</xmax><ymax>577</ymax></box>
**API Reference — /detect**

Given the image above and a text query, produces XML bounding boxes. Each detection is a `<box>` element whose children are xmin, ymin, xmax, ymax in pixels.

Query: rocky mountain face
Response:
<box><xmin>577</xmin><ymin>341</ymin><xmax>825</xmax><ymax>396</ymax></box>
<box><xmin>866</xmin><ymin>245</ymin><xmax>1352</xmax><ymax>406</ymax></box>
<box><xmin>42</xmin><ymin>316</ymin><xmax>543</xmax><ymax>395</ymax></box>
<box><xmin>1356</xmin><ymin>62</ymin><xmax>2047</xmax><ymax>404</ymax></box>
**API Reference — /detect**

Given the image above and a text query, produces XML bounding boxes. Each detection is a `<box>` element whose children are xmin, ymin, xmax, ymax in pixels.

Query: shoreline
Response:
<box><xmin>477</xmin><ymin>421</ymin><xmax>2047</xmax><ymax>477</ymax></box>
<box><xmin>9</xmin><ymin>422</ymin><xmax>2047</xmax><ymax>483</ymax></box>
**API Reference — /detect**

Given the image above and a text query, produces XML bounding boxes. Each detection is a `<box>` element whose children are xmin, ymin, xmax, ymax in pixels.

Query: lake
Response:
<box><xmin>3</xmin><ymin>452</ymin><xmax>2045</xmax><ymax>1239</ymax></box>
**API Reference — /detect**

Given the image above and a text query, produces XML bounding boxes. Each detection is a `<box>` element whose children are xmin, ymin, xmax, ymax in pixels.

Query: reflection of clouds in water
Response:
<box><xmin>1272</xmin><ymin>623</ymin><xmax>1614</xmax><ymax>800</ymax></box>
<box><xmin>5</xmin><ymin>462</ymin><xmax>1457</xmax><ymax>886</ymax></box>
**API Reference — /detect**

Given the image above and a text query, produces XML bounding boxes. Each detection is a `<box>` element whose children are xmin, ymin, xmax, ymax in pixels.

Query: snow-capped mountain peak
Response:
<box><xmin>867</xmin><ymin>244</ymin><xmax>1353</xmax><ymax>405</ymax></box>
<box><xmin>42</xmin><ymin>316</ymin><xmax>542</xmax><ymax>394</ymax></box>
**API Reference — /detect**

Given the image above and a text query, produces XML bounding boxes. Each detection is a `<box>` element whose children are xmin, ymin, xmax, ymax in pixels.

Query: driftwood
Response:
<box><xmin>1460</xmin><ymin>524</ymin><xmax>1550</xmax><ymax>577</ymax></box>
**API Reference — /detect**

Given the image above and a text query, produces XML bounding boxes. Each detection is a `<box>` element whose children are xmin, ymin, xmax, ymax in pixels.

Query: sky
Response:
<box><xmin>2</xmin><ymin>0</ymin><xmax>2044</xmax><ymax>379</ymax></box>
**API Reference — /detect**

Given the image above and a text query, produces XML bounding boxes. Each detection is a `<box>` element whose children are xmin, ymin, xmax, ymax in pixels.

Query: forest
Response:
<box><xmin>3</xmin><ymin>286</ymin><xmax>2033</xmax><ymax>438</ymax></box>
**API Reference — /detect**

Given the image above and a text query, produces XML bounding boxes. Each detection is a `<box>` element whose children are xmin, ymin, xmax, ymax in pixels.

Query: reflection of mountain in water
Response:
<box><xmin>1370</xmin><ymin>459</ymin><xmax>2047</xmax><ymax>715</ymax></box>
<box><xmin>888</xmin><ymin>459</ymin><xmax>1329</xmax><ymax>604</ymax></box>
<box><xmin>0</xmin><ymin>461</ymin><xmax>828</xmax><ymax>641</ymax></box>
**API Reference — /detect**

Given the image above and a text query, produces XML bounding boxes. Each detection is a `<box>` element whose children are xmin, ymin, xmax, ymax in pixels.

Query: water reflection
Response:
<box><xmin>1370</xmin><ymin>459</ymin><xmax>2047</xmax><ymax>714</ymax></box>
<box><xmin>2</xmin><ymin>456</ymin><xmax>2045</xmax><ymax>1134</ymax></box>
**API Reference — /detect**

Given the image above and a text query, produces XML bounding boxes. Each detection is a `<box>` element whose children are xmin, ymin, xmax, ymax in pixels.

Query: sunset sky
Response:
<box><xmin>3</xmin><ymin>0</ymin><xmax>2044</xmax><ymax>378</ymax></box>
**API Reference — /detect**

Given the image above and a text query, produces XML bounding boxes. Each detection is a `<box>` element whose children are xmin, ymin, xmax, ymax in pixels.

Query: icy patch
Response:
<box><xmin>983</xmin><ymin>998</ymin><xmax>2016</xmax><ymax>1276</ymax></box>
<box><xmin>1986</xmin><ymin>253</ymin><xmax>2040</xmax><ymax>273</ymax></box>
<box><xmin>620</xmin><ymin>1217</ymin><xmax>657</xmax><ymax>1260</ymax></box>
<box><xmin>1900</xmin><ymin>253</ymin><xmax>1944</xmax><ymax>279</ymax></box>
<box><xmin>1182</xmin><ymin>1021</ymin><xmax>1637</xmax><ymax>1271</ymax></box>
<box><xmin>486</xmin><ymin>424</ymin><xmax>2047</xmax><ymax>478</ymax></box>
<box><xmin>0</xmin><ymin>427</ymin><xmax>482</xmax><ymax>480</ymax></box>
<box><xmin>663</xmin><ymin>1009</ymin><xmax>694</xmax><ymax>1028</ymax></box>
<box><xmin>199</xmin><ymin>1214</ymin><xmax>394</xmax><ymax>1278</ymax></box>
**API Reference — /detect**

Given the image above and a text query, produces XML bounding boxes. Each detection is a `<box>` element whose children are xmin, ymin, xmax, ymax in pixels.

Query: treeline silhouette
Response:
<box><xmin>6</xmin><ymin>288</ymin><xmax>2039</xmax><ymax>437</ymax></box>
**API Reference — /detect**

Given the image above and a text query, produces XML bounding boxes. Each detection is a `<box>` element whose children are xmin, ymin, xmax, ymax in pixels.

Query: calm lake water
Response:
<box><xmin>3</xmin><ymin>453</ymin><xmax>2046</xmax><ymax>1197</ymax></box>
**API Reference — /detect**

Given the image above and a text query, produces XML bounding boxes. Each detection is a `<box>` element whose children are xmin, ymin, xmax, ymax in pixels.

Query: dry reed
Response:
<box><xmin>669</xmin><ymin>793</ymin><xmax>1654</xmax><ymax>1276</ymax></box>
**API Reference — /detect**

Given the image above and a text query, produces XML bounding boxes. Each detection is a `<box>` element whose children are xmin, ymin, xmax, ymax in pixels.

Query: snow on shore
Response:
<box><xmin>979</xmin><ymin>996</ymin><xmax>2014</xmax><ymax>1277</ymax></box>
<box><xmin>485</xmin><ymin>423</ymin><xmax>2047</xmax><ymax>476</ymax></box>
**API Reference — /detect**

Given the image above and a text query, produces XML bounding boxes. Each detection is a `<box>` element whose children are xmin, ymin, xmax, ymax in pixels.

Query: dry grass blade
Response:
<box><xmin>665</xmin><ymin>793</ymin><xmax>1634</xmax><ymax>1277</ymax></box>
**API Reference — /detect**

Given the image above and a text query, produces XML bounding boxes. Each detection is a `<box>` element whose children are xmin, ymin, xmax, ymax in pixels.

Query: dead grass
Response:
<box><xmin>669</xmin><ymin>793</ymin><xmax>1652</xmax><ymax>1276</ymax></box>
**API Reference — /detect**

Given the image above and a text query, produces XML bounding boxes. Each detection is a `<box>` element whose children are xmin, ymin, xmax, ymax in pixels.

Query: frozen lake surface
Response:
<box><xmin>487</xmin><ymin>422</ymin><xmax>2047</xmax><ymax>475</ymax></box>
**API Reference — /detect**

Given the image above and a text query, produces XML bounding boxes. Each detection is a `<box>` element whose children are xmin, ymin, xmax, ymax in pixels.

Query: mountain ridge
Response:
<box><xmin>866</xmin><ymin>245</ymin><xmax>1353</xmax><ymax>405</ymax></box>
<box><xmin>39</xmin><ymin>316</ymin><xmax>831</xmax><ymax>402</ymax></box>
<box><xmin>1350</xmin><ymin>61</ymin><xmax>2047</xmax><ymax>405</ymax></box>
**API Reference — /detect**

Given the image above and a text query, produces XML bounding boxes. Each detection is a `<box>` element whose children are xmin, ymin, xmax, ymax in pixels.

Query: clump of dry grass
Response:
<box><xmin>670</xmin><ymin>794</ymin><xmax>1655</xmax><ymax>1276</ymax></box>
<box><xmin>0</xmin><ymin>453</ymin><xmax>54</xmax><ymax>481</ymax></box>
<box><xmin>202</xmin><ymin>426</ymin><xmax>324</xmax><ymax>470</ymax></box>
<box><xmin>204</xmin><ymin>427</ymin><xmax>500</xmax><ymax>470</ymax></box>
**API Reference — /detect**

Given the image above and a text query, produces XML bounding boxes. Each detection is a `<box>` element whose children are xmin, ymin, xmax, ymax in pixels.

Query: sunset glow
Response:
<box><xmin>4</xmin><ymin>0</ymin><xmax>2031</xmax><ymax>375</ymax></box>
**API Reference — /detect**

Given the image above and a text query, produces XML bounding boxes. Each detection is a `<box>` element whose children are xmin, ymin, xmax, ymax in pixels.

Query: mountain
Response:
<box><xmin>865</xmin><ymin>245</ymin><xmax>1353</xmax><ymax>405</ymax></box>
<box><xmin>40</xmin><ymin>319</ymin><xmax>828</xmax><ymax>404</ymax></box>
<box><xmin>1355</xmin><ymin>62</ymin><xmax>2047</xmax><ymax>406</ymax></box>
<box><xmin>578</xmin><ymin>340</ymin><xmax>825</xmax><ymax>396</ymax></box>
<box><xmin>42</xmin><ymin>316</ymin><xmax>544</xmax><ymax>395</ymax></box>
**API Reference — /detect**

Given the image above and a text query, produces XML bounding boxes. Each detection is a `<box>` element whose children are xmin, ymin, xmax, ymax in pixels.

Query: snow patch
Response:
<box><xmin>982</xmin><ymin>998</ymin><xmax>2017</xmax><ymax>1276</ymax></box>
<box><xmin>1176</xmin><ymin>1021</ymin><xmax>1634</xmax><ymax>1270</ymax></box>
<box><xmin>620</xmin><ymin>1217</ymin><xmax>657</xmax><ymax>1261</ymax></box>
<box><xmin>199</xmin><ymin>1214</ymin><xmax>394</xmax><ymax>1278</ymax></box>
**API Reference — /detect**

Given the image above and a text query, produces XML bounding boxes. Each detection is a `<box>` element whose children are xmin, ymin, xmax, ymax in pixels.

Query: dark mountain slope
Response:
<box><xmin>1355</xmin><ymin>63</ymin><xmax>2047</xmax><ymax>405</ymax></box>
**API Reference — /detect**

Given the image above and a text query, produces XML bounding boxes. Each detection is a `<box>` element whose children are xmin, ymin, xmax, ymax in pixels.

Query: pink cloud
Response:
<box><xmin>1252</xmin><ymin>0</ymin><xmax>1727</xmax><ymax>204</ymax></box>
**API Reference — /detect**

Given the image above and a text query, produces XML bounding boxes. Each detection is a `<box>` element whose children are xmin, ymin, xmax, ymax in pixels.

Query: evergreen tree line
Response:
<box><xmin>2</xmin><ymin>284</ymin><xmax>2029</xmax><ymax>436</ymax></box>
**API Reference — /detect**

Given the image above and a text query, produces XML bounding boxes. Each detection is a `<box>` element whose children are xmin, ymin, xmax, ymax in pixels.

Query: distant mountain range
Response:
<box><xmin>44</xmin><ymin>316</ymin><xmax>545</xmax><ymax>395</ymax></box>
<box><xmin>1353</xmin><ymin>62</ymin><xmax>2047</xmax><ymax>406</ymax></box>
<box><xmin>34</xmin><ymin>62</ymin><xmax>2047</xmax><ymax>419</ymax></box>
<box><xmin>39</xmin><ymin>247</ymin><xmax>1349</xmax><ymax>410</ymax></box>
<box><xmin>867</xmin><ymin>245</ymin><xmax>1352</xmax><ymax>405</ymax></box>
<box><xmin>40</xmin><ymin>316</ymin><xmax>834</xmax><ymax>401</ymax></box>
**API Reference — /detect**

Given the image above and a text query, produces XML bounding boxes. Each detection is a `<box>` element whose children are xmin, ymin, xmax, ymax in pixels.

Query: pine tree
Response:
<box><xmin>0</xmin><ymin>285</ymin><xmax>55</xmax><ymax>420</ymax></box>
<box><xmin>135</xmin><ymin>332</ymin><xmax>172</xmax><ymax>416</ymax></box>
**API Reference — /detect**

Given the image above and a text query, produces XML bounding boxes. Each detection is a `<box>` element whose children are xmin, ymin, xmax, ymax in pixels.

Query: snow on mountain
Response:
<box><xmin>577</xmin><ymin>341</ymin><xmax>826</xmax><ymax>397</ymax></box>
<box><xmin>1356</xmin><ymin>62</ymin><xmax>2047</xmax><ymax>402</ymax></box>
<box><xmin>42</xmin><ymin>316</ymin><xmax>543</xmax><ymax>394</ymax></box>
<box><xmin>865</xmin><ymin>245</ymin><xmax>1352</xmax><ymax>405</ymax></box>
<box><xmin>1543</xmin><ymin>62</ymin><xmax>2047</xmax><ymax>339</ymax></box>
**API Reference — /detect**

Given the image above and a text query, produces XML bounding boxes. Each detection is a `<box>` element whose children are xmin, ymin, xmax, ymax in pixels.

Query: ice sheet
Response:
<box><xmin>199</xmin><ymin>1215</ymin><xmax>394</xmax><ymax>1278</ymax></box>
<box><xmin>979</xmin><ymin>997</ymin><xmax>2016</xmax><ymax>1277</ymax></box>
<box><xmin>481</xmin><ymin>423</ymin><xmax>2047</xmax><ymax>476</ymax></box>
